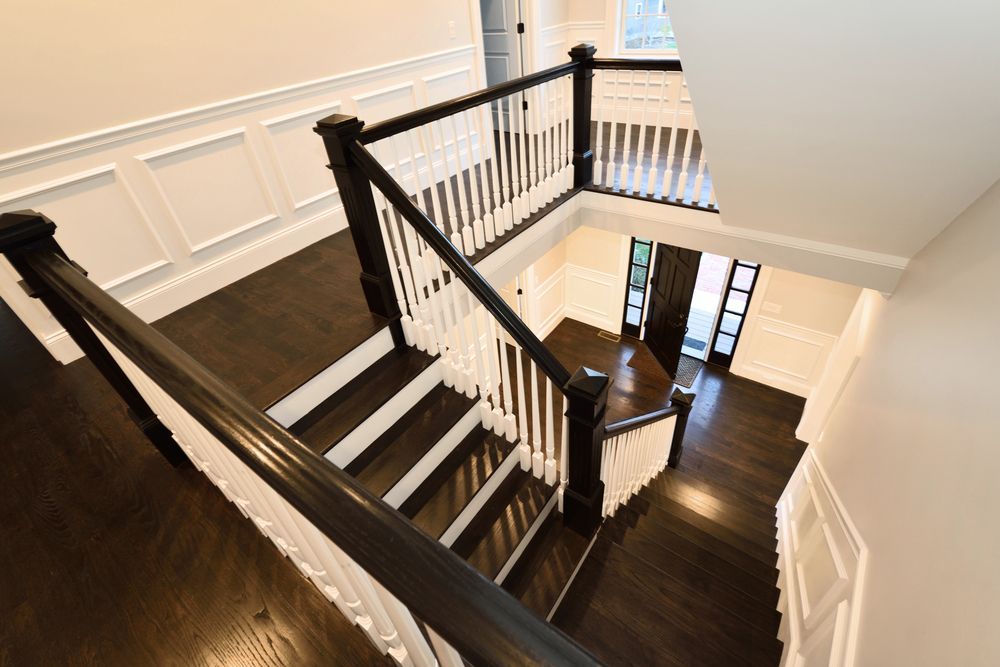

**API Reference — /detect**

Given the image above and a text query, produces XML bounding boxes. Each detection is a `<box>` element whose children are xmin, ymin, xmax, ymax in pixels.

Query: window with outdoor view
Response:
<box><xmin>620</xmin><ymin>0</ymin><xmax>677</xmax><ymax>54</ymax></box>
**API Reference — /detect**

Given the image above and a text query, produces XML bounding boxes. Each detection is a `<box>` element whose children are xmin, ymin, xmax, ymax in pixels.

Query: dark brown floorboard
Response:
<box><xmin>0</xmin><ymin>300</ymin><xmax>388</xmax><ymax>666</ymax></box>
<box><xmin>153</xmin><ymin>229</ymin><xmax>388</xmax><ymax>410</ymax></box>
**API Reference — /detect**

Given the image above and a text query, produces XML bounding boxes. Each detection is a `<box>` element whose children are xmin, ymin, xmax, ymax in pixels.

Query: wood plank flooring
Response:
<box><xmin>0</xmin><ymin>294</ymin><xmax>388</xmax><ymax>666</ymax></box>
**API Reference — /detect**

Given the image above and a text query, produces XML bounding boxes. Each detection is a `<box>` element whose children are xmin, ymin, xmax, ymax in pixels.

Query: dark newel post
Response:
<box><xmin>0</xmin><ymin>211</ymin><xmax>187</xmax><ymax>467</ymax></box>
<box><xmin>569</xmin><ymin>43</ymin><xmax>597</xmax><ymax>189</ymax></box>
<box><xmin>667</xmin><ymin>388</ymin><xmax>695</xmax><ymax>468</ymax></box>
<box><xmin>314</xmin><ymin>114</ymin><xmax>402</xmax><ymax>340</ymax></box>
<box><xmin>562</xmin><ymin>366</ymin><xmax>610</xmax><ymax>536</ymax></box>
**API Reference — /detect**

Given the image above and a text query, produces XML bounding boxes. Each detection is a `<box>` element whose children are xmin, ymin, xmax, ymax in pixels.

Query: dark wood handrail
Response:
<box><xmin>23</xmin><ymin>248</ymin><xmax>599</xmax><ymax>667</ymax></box>
<box><xmin>349</xmin><ymin>139</ymin><xmax>573</xmax><ymax>388</ymax></box>
<box><xmin>593</xmin><ymin>58</ymin><xmax>683</xmax><ymax>72</ymax></box>
<box><xmin>604</xmin><ymin>406</ymin><xmax>680</xmax><ymax>439</ymax></box>
<box><xmin>360</xmin><ymin>61</ymin><xmax>579</xmax><ymax>144</ymax></box>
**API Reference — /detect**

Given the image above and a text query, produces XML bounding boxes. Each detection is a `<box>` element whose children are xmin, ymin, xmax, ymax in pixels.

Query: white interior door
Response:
<box><xmin>480</xmin><ymin>0</ymin><xmax>522</xmax><ymax>86</ymax></box>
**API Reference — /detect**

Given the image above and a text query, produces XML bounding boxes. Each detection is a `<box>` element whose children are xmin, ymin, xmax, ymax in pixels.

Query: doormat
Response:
<box><xmin>683</xmin><ymin>336</ymin><xmax>707</xmax><ymax>351</ymax></box>
<box><xmin>673</xmin><ymin>354</ymin><xmax>705</xmax><ymax>388</ymax></box>
<box><xmin>627</xmin><ymin>346</ymin><xmax>704</xmax><ymax>388</ymax></box>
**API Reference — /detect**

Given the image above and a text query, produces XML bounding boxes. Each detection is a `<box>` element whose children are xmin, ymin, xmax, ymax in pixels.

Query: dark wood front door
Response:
<box><xmin>644</xmin><ymin>244</ymin><xmax>702</xmax><ymax>376</ymax></box>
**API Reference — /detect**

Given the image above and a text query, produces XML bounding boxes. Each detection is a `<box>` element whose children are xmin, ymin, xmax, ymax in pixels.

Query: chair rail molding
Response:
<box><xmin>777</xmin><ymin>447</ymin><xmax>868</xmax><ymax>667</ymax></box>
<box><xmin>0</xmin><ymin>44</ymin><xmax>480</xmax><ymax>363</ymax></box>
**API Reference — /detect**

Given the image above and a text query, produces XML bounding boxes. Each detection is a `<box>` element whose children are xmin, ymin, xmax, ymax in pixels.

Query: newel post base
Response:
<box><xmin>569</xmin><ymin>43</ymin><xmax>597</xmax><ymax>189</ymax></box>
<box><xmin>0</xmin><ymin>210</ymin><xmax>187</xmax><ymax>467</ymax></box>
<box><xmin>562</xmin><ymin>365</ymin><xmax>610</xmax><ymax>536</ymax></box>
<box><xmin>315</xmin><ymin>114</ymin><xmax>401</xmax><ymax>328</ymax></box>
<box><xmin>667</xmin><ymin>388</ymin><xmax>696</xmax><ymax>468</ymax></box>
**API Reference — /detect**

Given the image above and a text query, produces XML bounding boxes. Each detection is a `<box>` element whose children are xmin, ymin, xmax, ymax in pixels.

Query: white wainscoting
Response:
<box><xmin>563</xmin><ymin>263</ymin><xmax>622</xmax><ymax>334</ymax></box>
<box><xmin>731</xmin><ymin>315</ymin><xmax>838</xmax><ymax>398</ymax></box>
<box><xmin>530</xmin><ymin>266</ymin><xmax>566</xmax><ymax>340</ymax></box>
<box><xmin>777</xmin><ymin>448</ymin><xmax>867</xmax><ymax>667</ymax></box>
<box><xmin>0</xmin><ymin>44</ymin><xmax>479</xmax><ymax>362</ymax></box>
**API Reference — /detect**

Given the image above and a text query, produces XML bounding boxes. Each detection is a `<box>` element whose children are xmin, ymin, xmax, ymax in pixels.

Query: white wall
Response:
<box><xmin>0</xmin><ymin>2</ymin><xmax>482</xmax><ymax>362</ymax></box>
<box><xmin>731</xmin><ymin>268</ymin><xmax>862</xmax><ymax>397</ymax></box>
<box><xmin>564</xmin><ymin>226</ymin><xmax>630</xmax><ymax>333</ymax></box>
<box><xmin>800</xmin><ymin>177</ymin><xmax>1000</xmax><ymax>665</ymax></box>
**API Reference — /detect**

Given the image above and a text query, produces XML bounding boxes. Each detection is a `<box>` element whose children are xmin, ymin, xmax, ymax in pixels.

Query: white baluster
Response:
<box><xmin>465</xmin><ymin>292</ymin><xmax>494</xmax><ymax>427</ymax></box>
<box><xmin>660</xmin><ymin>74</ymin><xmax>684</xmax><ymax>201</ymax></box>
<box><xmin>491</xmin><ymin>98</ymin><xmax>514</xmax><ymax>233</ymax></box>
<box><xmin>527</xmin><ymin>87</ymin><xmax>541</xmax><ymax>213</ymax></box>
<box><xmin>371</xmin><ymin>581</ymin><xmax>437</xmax><ymax>667</ymax></box>
<box><xmin>466</xmin><ymin>106</ymin><xmax>494</xmax><ymax>245</ymax></box>
<box><xmin>428</xmin><ymin>250</ymin><xmax>464</xmax><ymax>391</ymax></box>
<box><xmin>617</xmin><ymin>71</ymin><xmax>635</xmax><ymax>192</ymax></box>
<box><xmin>558</xmin><ymin>411</ymin><xmax>569</xmax><ymax>512</ymax></box>
<box><xmin>645</xmin><ymin>72</ymin><xmax>669</xmax><ymax>196</ymax></box>
<box><xmin>514</xmin><ymin>343</ymin><xmax>531</xmax><ymax>470</ymax></box>
<box><xmin>605</xmin><ymin>70</ymin><xmax>619</xmax><ymax>187</ymax></box>
<box><xmin>496</xmin><ymin>328</ymin><xmax>517</xmax><ymax>442</ymax></box>
<box><xmin>427</xmin><ymin>628</ymin><xmax>465</xmax><ymax>667</ymax></box>
<box><xmin>593</xmin><ymin>70</ymin><xmax>606</xmax><ymax>187</ymax></box>
<box><xmin>449</xmin><ymin>275</ymin><xmax>476</xmax><ymax>398</ymax></box>
<box><xmin>484</xmin><ymin>312</ymin><xmax>506</xmax><ymax>435</ymax></box>
<box><xmin>565</xmin><ymin>73</ymin><xmax>575</xmax><ymax>189</ymax></box>
<box><xmin>373</xmin><ymin>192</ymin><xmax>414</xmax><ymax>347</ymax></box>
<box><xmin>530</xmin><ymin>360</ymin><xmax>543</xmax><ymax>478</ymax></box>
<box><xmin>709</xmin><ymin>184</ymin><xmax>718</xmax><ymax>209</ymax></box>
<box><xmin>632</xmin><ymin>71</ymin><xmax>652</xmax><ymax>195</ymax></box>
<box><xmin>544</xmin><ymin>377</ymin><xmax>556</xmax><ymax>485</ymax></box>
<box><xmin>675</xmin><ymin>87</ymin><xmax>696</xmax><ymax>203</ymax></box>
<box><xmin>546</xmin><ymin>80</ymin><xmax>558</xmax><ymax>202</ymax></box>
<box><xmin>515</xmin><ymin>89</ymin><xmax>530</xmax><ymax>220</ymax></box>
<box><xmin>428</xmin><ymin>121</ymin><xmax>469</xmax><ymax>253</ymax></box>
<box><xmin>452</xmin><ymin>113</ymin><xmax>484</xmax><ymax>249</ymax></box>
<box><xmin>692</xmin><ymin>138</ymin><xmax>708</xmax><ymax>205</ymax></box>
<box><xmin>407</xmin><ymin>129</ymin><xmax>444</xmax><ymax>233</ymax></box>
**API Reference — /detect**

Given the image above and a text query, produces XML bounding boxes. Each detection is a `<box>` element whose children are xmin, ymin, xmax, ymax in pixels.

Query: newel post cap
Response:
<box><xmin>569</xmin><ymin>43</ymin><xmax>597</xmax><ymax>61</ymax></box>
<box><xmin>314</xmin><ymin>113</ymin><xmax>365</xmax><ymax>139</ymax></box>
<box><xmin>0</xmin><ymin>210</ymin><xmax>57</xmax><ymax>253</ymax></box>
<box><xmin>669</xmin><ymin>387</ymin><xmax>696</xmax><ymax>411</ymax></box>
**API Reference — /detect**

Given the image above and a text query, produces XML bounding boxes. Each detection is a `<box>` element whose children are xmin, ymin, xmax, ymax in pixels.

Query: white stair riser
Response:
<box><xmin>326</xmin><ymin>361</ymin><xmax>444</xmax><ymax>468</ymax></box>
<box><xmin>494</xmin><ymin>491</ymin><xmax>557</xmax><ymax>585</ymax></box>
<box><xmin>266</xmin><ymin>328</ymin><xmax>394</xmax><ymax>427</ymax></box>
<box><xmin>438</xmin><ymin>448</ymin><xmax>519</xmax><ymax>549</ymax></box>
<box><xmin>381</xmin><ymin>405</ymin><xmax>481</xmax><ymax>509</ymax></box>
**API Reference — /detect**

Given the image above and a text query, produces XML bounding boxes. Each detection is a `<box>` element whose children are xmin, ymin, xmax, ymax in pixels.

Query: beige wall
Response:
<box><xmin>813</xmin><ymin>177</ymin><xmax>1000</xmax><ymax>665</ymax></box>
<box><xmin>1</xmin><ymin>0</ymin><xmax>475</xmax><ymax>152</ymax></box>
<box><xmin>567</xmin><ymin>0</ymin><xmax>606</xmax><ymax>23</ymax></box>
<box><xmin>533</xmin><ymin>237</ymin><xmax>567</xmax><ymax>282</ymax></box>
<box><xmin>760</xmin><ymin>268</ymin><xmax>861</xmax><ymax>336</ymax></box>
<box><xmin>566</xmin><ymin>225</ymin><xmax>623</xmax><ymax>275</ymax></box>
<box><xmin>538</xmin><ymin>0</ymin><xmax>569</xmax><ymax>27</ymax></box>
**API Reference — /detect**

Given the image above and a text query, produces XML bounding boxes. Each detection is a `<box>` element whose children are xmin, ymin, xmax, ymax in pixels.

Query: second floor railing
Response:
<box><xmin>316</xmin><ymin>44</ymin><xmax>701</xmax><ymax>539</ymax></box>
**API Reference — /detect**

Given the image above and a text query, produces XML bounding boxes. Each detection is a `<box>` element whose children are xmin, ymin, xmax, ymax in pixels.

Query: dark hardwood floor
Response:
<box><xmin>546</xmin><ymin>319</ymin><xmax>806</xmax><ymax>666</ymax></box>
<box><xmin>0</xmin><ymin>294</ymin><xmax>388</xmax><ymax>665</ymax></box>
<box><xmin>154</xmin><ymin>229</ymin><xmax>387</xmax><ymax>410</ymax></box>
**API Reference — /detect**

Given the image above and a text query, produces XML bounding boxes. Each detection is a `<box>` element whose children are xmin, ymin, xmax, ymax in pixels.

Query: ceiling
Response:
<box><xmin>667</xmin><ymin>0</ymin><xmax>1000</xmax><ymax>258</ymax></box>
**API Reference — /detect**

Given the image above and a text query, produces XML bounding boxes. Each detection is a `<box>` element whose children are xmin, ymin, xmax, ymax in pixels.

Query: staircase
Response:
<box><xmin>554</xmin><ymin>466</ymin><xmax>783</xmax><ymax>666</ymax></box>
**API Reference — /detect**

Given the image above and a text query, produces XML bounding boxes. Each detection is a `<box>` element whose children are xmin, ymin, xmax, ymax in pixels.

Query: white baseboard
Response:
<box><xmin>495</xmin><ymin>488</ymin><xmax>557</xmax><ymax>584</ymax></box>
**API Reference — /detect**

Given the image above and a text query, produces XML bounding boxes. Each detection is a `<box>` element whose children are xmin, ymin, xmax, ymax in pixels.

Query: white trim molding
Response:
<box><xmin>777</xmin><ymin>448</ymin><xmax>868</xmax><ymax>667</ymax></box>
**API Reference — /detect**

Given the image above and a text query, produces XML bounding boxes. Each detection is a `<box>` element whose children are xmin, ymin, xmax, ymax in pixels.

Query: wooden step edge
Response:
<box><xmin>493</xmin><ymin>487</ymin><xmax>558</xmax><ymax>584</ymax></box>
<box><xmin>637</xmin><ymin>484</ymin><xmax>779</xmax><ymax>548</ymax></box>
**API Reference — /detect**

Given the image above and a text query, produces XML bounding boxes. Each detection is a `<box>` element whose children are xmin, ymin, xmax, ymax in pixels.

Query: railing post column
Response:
<box><xmin>561</xmin><ymin>365</ymin><xmax>610</xmax><ymax>536</ymax></box>
<box><xmin>314</xmin><ymin>114</ymin><xmax>402</xmax><ymax>329</ymax></box>
<box><xmin>569</xmin><ymin>43</ymin><xmax>597</xmax><ymax>189</ymax></box>
<box><xmin>0</xmin><ymin>210</ymin><xmax>187</xmax><ymax>467</ymax></box>
<box><xmin>667</xmin><ymin>388</ymin><xmax>695</xmax><ymax>468</ymax></box>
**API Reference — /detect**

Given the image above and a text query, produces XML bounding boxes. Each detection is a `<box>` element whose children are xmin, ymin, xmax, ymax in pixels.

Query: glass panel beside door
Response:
<box><xmin>707</xmin><ymin>259</ymin><xmax>761</xmax><ymax>368</ymax></box>
<box><xmin>621</xmin><ymin>238</ymin><xmax>653</xmax><ymax>338</ymax></box>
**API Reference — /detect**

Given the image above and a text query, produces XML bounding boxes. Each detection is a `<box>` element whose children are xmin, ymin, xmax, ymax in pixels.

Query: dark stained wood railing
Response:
<box><xmin>0</xmin><ymin>211</ymin><xmax>601</xmax><ymax>667</ymax></box>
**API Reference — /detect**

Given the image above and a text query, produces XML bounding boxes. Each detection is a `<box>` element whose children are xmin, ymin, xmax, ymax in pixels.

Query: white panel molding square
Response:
<box><xmin>0</xmin><ymin>163</ymin><xmax>173</xmax><ymax>292</ymax></box>
<box><xmin>138</xmin><ymin>128</ymin><xmax>280</xmax><ymax>255</ymax></box>
<box><xmin>259</xmin><ymin>100</ymin><xmax>342</xmax><ymax>211</ymax></box>
<box><xmin>422</xmin><ymin>66</ymin><xmax>474</xmax><ymax>105</ymax></box>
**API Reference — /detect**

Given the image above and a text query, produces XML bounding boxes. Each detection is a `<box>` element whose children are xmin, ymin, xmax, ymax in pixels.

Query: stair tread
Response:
<box><xmin>629</xmin><ymin>492</ymin><xmax>779</xmax><ymax>566</ymax></box>
<box><xmin>637</xmin><ymin>483</ymin><xmax>778</xmax><ymax>549</ymax></box>
<box><xmin>605</xmin><ymin>514</ymin><xmax>779</xmax><ymax>605</ymax></box>
<box><xmin>676</xmin><ymin>449</ymin><xmax>784</xmax><ymax>507</ymax></box>
<box><xmin>653</xmin><ymin>466</ymin><xmax>778</xmax><ymax>520</ymax></box>
<box><xmin>452</xmin><ymin>469</ymin><xmax>555</xmax><ymax>580</ymax></box>
<box><xmin>345</xmin><ymin>383</ymin><xmax>477</xmax><ymax>498</ymax></box>
<box><xmin>601</xmin><ymin>520</ymin><xmax>780</xmax><ymax>634</ymax></box>
<box><xmin>617</xmin><ymin>502</ymin><xmax>778</xmax><ymax>585</ymax></box>
<box><xmin>399</xmin><ymin>427</ymin><xmax>515</xmax><ymax>539</ymax></box>
<box><xmin>290</xmin><ymin>345</ymin><xmax>437</xmax><ymax>454</ymax></box>
<box><xmin>556</xmin><ymin>538</ymin><xmax>777</xmax><ymax>666</ymax></box>
<box><xmin>501</xmin><ymin>511</ymin><xmax>590</xmax><ymax>618</ymax></box>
